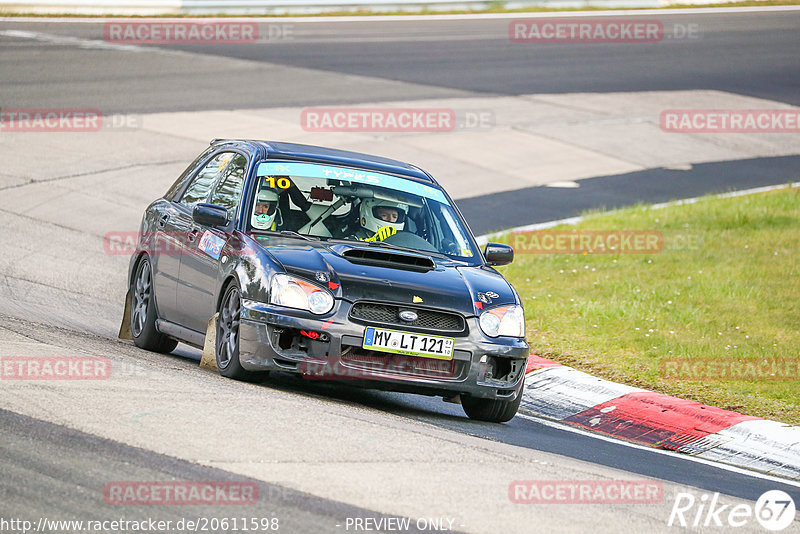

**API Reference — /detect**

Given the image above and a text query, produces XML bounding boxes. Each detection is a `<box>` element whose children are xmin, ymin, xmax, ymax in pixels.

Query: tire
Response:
<box><xmin>130</xmin><ymin>256</ymin><xmax>178</xmax><ymax>354</ymax></box>
<box><xmin>461</xmin><ymin>390</ymin><xmax>522</xmax><ymax>423</ymax></box>
<box><xmin>216</xmin><ymin>283</ymin><xmax>263</xmax><ymax>382</ymax></box>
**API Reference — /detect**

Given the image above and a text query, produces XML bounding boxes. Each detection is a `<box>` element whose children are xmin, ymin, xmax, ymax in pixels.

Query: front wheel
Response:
<box><xmin>216</xmin><ymin>283</ymin><xmax>262</xmax><ymax>382</ymax></box>
<box><xmin>461</xmin><ymin>391</ymin><xmax>522</xmax><ymax>423</ymax></box>
<box><xmin>130</xmin><ymin>256</ymin><xmax>177</xmax><ymax>354</ymax></box>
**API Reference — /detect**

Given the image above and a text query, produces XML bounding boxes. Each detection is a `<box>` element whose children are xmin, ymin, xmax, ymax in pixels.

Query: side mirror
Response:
<box><xmin>192</xmin><ymin>203</ymin><xmax>229</xmax><ymax>228</ymax></box>
<box><xmin>484</xmin><ymin>243</ymin><xmax>514</xmax><ymax>266</ymax></box>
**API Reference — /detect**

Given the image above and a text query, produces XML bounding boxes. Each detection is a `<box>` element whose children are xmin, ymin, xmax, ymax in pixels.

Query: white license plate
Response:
<box><xmin>362</xmin><ymin>327</ymin><xmax>454</xmax><ymax>360</ymax></box>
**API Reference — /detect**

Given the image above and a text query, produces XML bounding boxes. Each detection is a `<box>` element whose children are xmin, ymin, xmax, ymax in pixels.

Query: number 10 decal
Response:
<box><xmin>266</xmin><ymin>176</ymin><xmax>291</xmax><ymax>189</ymax></box>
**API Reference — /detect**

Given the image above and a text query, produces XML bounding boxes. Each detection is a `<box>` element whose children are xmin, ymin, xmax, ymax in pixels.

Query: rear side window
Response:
<box><xmin>208</xmin><ymin>154</ymin><xmax>247</xmax><ymax>216</ymax></box>
<box><xmin>179</xmin><ymin>152</ymin><xmax>235</xmax><ymax>207</ymax></box>
<box><xmin>164</xmin><ymin>146</ymin><xmax>215</xmax><ymax>201</ymax></box>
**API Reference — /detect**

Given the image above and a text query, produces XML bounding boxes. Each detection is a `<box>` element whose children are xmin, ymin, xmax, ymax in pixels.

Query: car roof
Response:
<box><xmin>211</xmin><ymin>139</ymin><xmax>435</xmax><ymax>183</ymax></box>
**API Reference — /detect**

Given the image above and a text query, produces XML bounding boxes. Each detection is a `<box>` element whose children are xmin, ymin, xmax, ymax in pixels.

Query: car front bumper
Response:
<box><xmin>238</xmin><ymin>299</ymin><xmax>529</xmax><ymax>400</ymax></box>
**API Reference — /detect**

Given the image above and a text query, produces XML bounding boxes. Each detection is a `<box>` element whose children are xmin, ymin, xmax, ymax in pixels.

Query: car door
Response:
<box><xmin>164</xmin><ymin>151</ymin><xmax>236</xmax><ymax>331</ymax></box>
<box><xmin>150</xmin><ymin>201</ymin><xmax>187</xmax><ymax>323</ymax></box>
<box><xmin>149</xmin><ymin>150</ymin><xmax>217</xmax><ymax>323</ymax></box>
<box><xmin>177</xmin><ymin>152</ymin><xmax>248</xmax><ymax>333</ymax></box>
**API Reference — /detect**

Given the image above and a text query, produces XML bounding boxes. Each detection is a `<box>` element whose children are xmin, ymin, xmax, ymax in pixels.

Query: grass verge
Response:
<box><xmin>494</xmin><ymin>185</ymin><xmax>800</xmax><ymax>425</ymax></box>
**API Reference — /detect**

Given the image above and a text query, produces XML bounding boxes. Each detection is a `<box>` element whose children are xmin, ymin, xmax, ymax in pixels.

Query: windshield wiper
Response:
<box><xmin>259</xmin><ymin>230</ymin><xmax>319</xmax><ymax>241</ymax></box>
<box><xmin>281</xmin><ymin>230</ymin><xmax>319</xmax><ymax>241</ymax></box>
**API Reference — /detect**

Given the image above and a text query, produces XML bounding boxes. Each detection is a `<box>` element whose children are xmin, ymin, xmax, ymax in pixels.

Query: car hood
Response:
<box><xmin>259</xmin><ymin>238</ymin><xmax>516</xmax><ymax>316</ymax></box>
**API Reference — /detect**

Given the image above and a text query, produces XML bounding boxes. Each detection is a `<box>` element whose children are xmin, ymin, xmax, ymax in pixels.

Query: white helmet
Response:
<box><xmin>359</xmin><ymin>199</ymin><xmax>408</xmax><ymax>234</ymax></box>
<box><xmin>251</xmin><ymin>189</ymin><xmax>280</xmax><ymax>230</ymax></box>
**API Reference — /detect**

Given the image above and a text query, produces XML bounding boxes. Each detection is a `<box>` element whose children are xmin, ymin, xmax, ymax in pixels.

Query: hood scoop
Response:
<box><xmin>342</xmin><ymin>248</ymin><xmax>435</xmax><ymax>272</ymax></box>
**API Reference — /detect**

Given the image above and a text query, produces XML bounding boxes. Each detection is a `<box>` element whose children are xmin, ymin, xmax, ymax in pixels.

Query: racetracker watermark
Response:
<box><xmin>301</xmin><ymin>108</ymin><xmax>453</xmax><ymax>132</ymax></box>
<box><xmin>0</xmin><ymin>357</ymin><xmax>111</xmax><ymax>380</ymax></box>
<box><xmin>661</xmin><ymin>358</ymin><xmax>800</xmax><ymax>381</ymax></box>
<box><xmin>660</xmin><ymin>109</ymin><xmax>800</xmax><ymax>133</ymax></box>
<box><xmin>0</xmin><ymin>109</ymin><xmax>142</xmax><ymax>132</ymax></box>
<box><xmin>509</xmin><ymin>480</ymin><xmax>663</xmax><ymax>504</ymax></box>
<box><xmin>510</xmin><ymin>230</ymin><xmax>702</xmax><ymax>254</ymax></box>
<box><xmin>300</xmin><ymin>108</ymin><xmax>494</xmax><ymax>132</ymax></box>
<box><xmin>512</xmin><ymin>230</ymin><xmax>662</xmax><ymax>254</ymax></box>
<box><xmin>668</xmin><ymin>490</ymin><xmax>796</xmax><ymax>531</ymax></box>
<box><xmin>509</xmin><ymin>18</ymin><xmax>700</xmax><ymax>43</ymax></box>
<box><xmin>103</xmin><ymin>20</ymin><xmax>293</xmax><ymax>44</ymax></box>
<box><xmin>0</xmin><ymin>108</ymin><xmax>101</xmax><ymax>132</ymax></box>
<box><xmin>104</xmin><ymin>481</ymin><xmax>259</xmax><ymax>505</ymax></box>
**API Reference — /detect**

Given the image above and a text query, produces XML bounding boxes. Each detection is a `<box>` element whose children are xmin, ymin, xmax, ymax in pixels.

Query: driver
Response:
<box><xmin>251</xmin><ymin>188</ymin><xmax>281</xmax><ymax>231</ymax></box>
<box><xmin>351</xmin><ymin>199</ymin><xmax>408</xmax><ymax>241</ymax></box>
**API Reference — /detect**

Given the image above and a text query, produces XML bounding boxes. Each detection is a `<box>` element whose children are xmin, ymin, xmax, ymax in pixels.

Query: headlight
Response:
<box><xmin>269</xmin><ymin>274</ymin><xmax>334</xmax><ymax>315</ymax></box>
<box><xmin>479</xmin><ymin>305</ymin><xmax>525</xmax><ymax>338</ymax></box>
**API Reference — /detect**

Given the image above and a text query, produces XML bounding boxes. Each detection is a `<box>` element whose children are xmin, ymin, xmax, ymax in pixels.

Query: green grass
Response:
<box><xmin>493</xmin><ymin>186</ymin><xmax>800</xmax><ymax>425</ymax></box>
<box><xmin>2</xmin><ymin>0</ymin><xmax>799</xmax><ymax>17</ymax></box>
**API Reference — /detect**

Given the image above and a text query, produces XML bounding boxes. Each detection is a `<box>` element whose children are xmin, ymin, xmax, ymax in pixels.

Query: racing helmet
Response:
<box><xmin>251</xmin><ymin>188</ymin><xmax>280</xmax><ymax>230</ymax></box>
<box><xmin>359</xmin><ymin>199</ymin><xmax>407</xmax><ymax>234</ymax></box>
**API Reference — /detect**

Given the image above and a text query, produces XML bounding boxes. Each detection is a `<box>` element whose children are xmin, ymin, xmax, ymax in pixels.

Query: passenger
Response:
<box><xmin>251</xmin><ymin>189</ymin><xmax>281</xmax><ymax>231</ymax></box>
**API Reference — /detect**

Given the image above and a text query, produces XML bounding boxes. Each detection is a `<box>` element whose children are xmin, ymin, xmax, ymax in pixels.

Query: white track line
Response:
<box><xmin>516</xmin><ymin>412</ymin><xmax>800</xmax><ymax>489</ymax></box>
<box><xmin>0</xmin><ymin>28</ymin><xmax>145</xmax><ymax>51</ymax></box>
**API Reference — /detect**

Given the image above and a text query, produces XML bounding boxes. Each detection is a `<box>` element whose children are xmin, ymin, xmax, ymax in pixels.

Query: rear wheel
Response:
<box><xmin>130</xmin><ymin>256</ymin><xmax>178</xmax><ymax>353</ymax></box>
<box><xmin>461</xmin><ymin>391</ymin><xmax>522</xmax><ymax>423</ymax></box>
<box><xmin>216</xmin><ymin>283</ymin><xmax>262</xmax><ymax>382</ymax></box>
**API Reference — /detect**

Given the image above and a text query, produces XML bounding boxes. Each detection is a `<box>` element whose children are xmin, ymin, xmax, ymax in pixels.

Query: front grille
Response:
<box><xmin>349</xmin><ymin>301</ymin><xmax>465</xmax><ymax>333</ymax></box>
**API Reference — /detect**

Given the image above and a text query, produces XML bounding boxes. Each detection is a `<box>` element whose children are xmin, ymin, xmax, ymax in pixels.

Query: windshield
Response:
<box><xmin>248</xmin><ymin>161</ymin><xmax>479</xmax><ymax>263</ymax></box>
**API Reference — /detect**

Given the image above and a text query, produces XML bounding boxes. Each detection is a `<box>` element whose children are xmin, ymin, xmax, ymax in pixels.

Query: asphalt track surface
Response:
<box><xmin>2</xmin><ymin>314</ymin><xmax>799</xmax><ymax>526</ymax></box>
<box><xmin>1</xmin><ymin>11</ymin><xmax>798</xmax><ymax>113</ymax></box>
<box><xmin>1</xmin><ymin>408</ymin><xmax>436</xmax><ymax>533</ymax></box>
<box><xmin>2</xmin><ymin>11</ymin><xmax>798</xmax><ymax>232</ymax></box>
<box><xmin>1</xmin><ymin>10</ymin><xmax>799</xmax><ymax>533</ymax></box>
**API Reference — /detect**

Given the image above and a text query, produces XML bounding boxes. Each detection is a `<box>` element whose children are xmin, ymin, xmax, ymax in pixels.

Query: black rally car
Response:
<box><xmin>123</xmin><ymin>140</ymin><xmax>529</xmax><ymax>422</ymax></box>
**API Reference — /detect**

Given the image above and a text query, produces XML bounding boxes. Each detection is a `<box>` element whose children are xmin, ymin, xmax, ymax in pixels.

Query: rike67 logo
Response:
<box><xmin>668</xmin><ymin>490</ymin><xmax>796</xmax><ymax>531</ymax></box>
